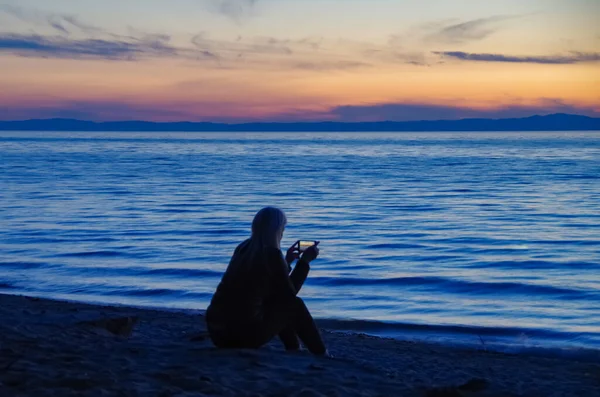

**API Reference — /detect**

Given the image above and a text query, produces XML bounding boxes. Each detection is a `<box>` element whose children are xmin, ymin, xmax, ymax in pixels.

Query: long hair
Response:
<box><xmin>251</xmin><ymin>206</ymin><xmax>287</xmax><ymax>249</ymax></box>
<box><xmin>224</xmin><ymin>207</ymin><xmax>287</xmax><ymax>278</ymax></box>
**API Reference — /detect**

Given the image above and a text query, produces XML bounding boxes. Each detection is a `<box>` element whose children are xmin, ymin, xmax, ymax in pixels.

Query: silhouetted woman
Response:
<box><xmin>206</xmin><ymin>207</ymin><xmax>327</xmax><ymax>355</ymax></box>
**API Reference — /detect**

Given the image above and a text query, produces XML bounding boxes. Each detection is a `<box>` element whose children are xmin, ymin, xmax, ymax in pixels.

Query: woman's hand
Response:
<box><xmin>300</xmin><ymin>243</ymin><xmax>320</xmax><ymax>263</ymax></box>
<box><xmin>285</xmin><ymin>243</ymin><xmax>300</xmax><ymax>265</ymax></box>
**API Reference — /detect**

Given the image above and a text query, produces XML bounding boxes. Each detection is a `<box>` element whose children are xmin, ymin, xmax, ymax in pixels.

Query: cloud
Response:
<box><xmin>2</xmin><ymin>97</ymin><xmax>597</xmax><ymax>123</ymax></box>
<box><xmin>0</xmin><ymin>33</ymin><xmax>208</xmax><ymax>61</ymax></box>
<box><xmin>0</xmin><ymin>4</ymin><xmax>106</xmax><ymax>36</ymax></box>
<box><xmin>390</xmin><ymin>15</ymin><xmax>519</xmax><ymax>47</ymax></box>
<box><xmin>0</xmin><ymin>100</ymin><xmax>197</xmax><ymax>122</ymax></box>
<box><xmin>0</xmin><ymin>31</ymin><xmax>369</xmax><ymax>71</ymax></box>
<box><xmin>381</xmin><ymin>15</ymin><xmax>521</xmax><ymax>64</ymax></box>
<box><xmin>363</xmin><ymin>48</ymin><xmax>431</xmax><ymax>66</ymax></box>
<box><xmin>189</xmin><ymin>35</ymin><xmax>373</xmax><ymax>70</ymax></box>
<box><xmin>435</xmin><ymin>51</ymin><xmax>600</xmax><ymax>64</ymax></box>
<box><xmin>3</xmin><ymin>4</ymin><xmax>566</xmax><ymax>71</ymax></box>
<box><xmin>0</xmin><ymin>93</ymin><xmax>331</xmax><ymax>122</ymax></box>
<box><xmin>0</xmin><ymin>4</ymin><xmax>331</xmax><ymax>68</ymax></box>
<box><xmin>291</xmin><ymin>60</ymin><xmax>371</xmax><ymax>71</ymax></box>
<box><xmin>0</xmin><ymin>6</ymin><xmax>222</xmax><ymax>62</ymax></box>
<box><xmin>205</xmin><ymin>0</ymin><xmax>258</xmax><ymax>21</ymax></box>
<box><xmin>191</xmin><ymin>33</ymin><xmax>294</xmax><ymax>56</ymax></box>
<box><xmin>60</xmin><ymin>15</ymin><xmax>107</xmax><ymax>36</ymax></box>
<box><xmin>427</xmin><ymin>15</ymin><xmax>517</xmax><ymax>44</ymax></box>
<box><xmin>330</xmin><ymin>37</ymin><xmax>432</xmax><ymax>66</ymax></box>
<box><xmin>328</xmin><ymin>100</ymin><xmax>599</xmax><ymax>122</ymax></box>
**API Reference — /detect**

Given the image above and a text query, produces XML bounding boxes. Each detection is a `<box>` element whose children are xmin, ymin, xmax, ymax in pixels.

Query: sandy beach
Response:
<box><xmin>0</xmin><ymin>293</ymin><xmax>598</xmax><ymax>397</ymax></box>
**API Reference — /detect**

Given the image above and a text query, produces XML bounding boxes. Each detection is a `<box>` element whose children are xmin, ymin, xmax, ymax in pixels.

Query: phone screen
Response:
<box><xmin>298</xmin><ymin>241</ymin><xmax>317</xmax><ymax>252</ymax></box>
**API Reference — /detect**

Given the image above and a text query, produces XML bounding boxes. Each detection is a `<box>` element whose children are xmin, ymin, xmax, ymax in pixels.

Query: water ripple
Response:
<box><xmin>1</xmin><ymin>131</ymin><xmax>599</xmax><ymax>350</ymax></box>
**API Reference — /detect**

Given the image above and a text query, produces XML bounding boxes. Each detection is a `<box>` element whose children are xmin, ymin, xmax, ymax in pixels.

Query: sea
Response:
<box><xmin>1</xmin><ymin>131</ymin><xmax>599</xmax><ymax>360</ymax></box>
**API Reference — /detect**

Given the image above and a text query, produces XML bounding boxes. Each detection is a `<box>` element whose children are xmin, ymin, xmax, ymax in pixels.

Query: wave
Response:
<box><xmin>316</xmin><ymin>318</ymin><xmax>600</xmax><ymax>362</ymax></box>
<box><xmin>365</xmin><ymin>243</ymin><xmax>428</xmax><ymax>250</ymax></box>
<box><xmin>526</xmin><ymin>238</ymin><xmax>600</xmax><ymax>246</ymax></box>
<box><xmin>3</xmin><ymin>283</ymin><xmax>212</xmax><ymax>301</ymax></box>
<box><xmin>153</xmin><ymin>208</ymin><xmax>202</xmax><ymax>214</ymax></box>
<box><xmin>469</xmin><ymin>260</ymin><xmax>600</xmax><ymax>270</ymax></box>
<box><xmin>52</xmin><ymin>265</ymin><xmax>222</xmax><ymax>279</ymax></box>
<box><xmin>317</xmin><ymin>318</ymin><xmax>578</xmax><ymax>339</ymax></box>
<box><xmin>4</xmin><ymin>236</ymin><xmax>119</xmax><ymax>244</ymax></box>
<box><xmin>103</xmin><ymin>288</ymin><xmax>211</xmax><ymax>299</ymax></box>
<box><xmin>138</xmin><ymin>267</ymin><xmax>220</xmax><ymax>278</ymax></box>
<box><xmin>0</xmin><ymin>261</ymin><xmax>47</xmax><ymax>269</ymax></box>
<box><xmin>52</xmin><ymin>250</ymin><xmax>125</xmax><ymax>258</ymax></box>
<box><xmin>309</xmin><ymin>275</ymin><xmax>596</xmax><ymax>299</ymax></box>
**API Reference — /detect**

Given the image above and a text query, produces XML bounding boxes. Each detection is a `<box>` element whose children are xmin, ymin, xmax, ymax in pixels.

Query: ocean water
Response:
<box><xmin>1</xmin><ymin>131</ymin><xmax>599</xmax><ymax>357</ymax></box>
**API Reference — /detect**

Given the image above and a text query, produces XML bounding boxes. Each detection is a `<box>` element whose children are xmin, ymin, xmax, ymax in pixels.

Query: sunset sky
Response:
<box><xmin>1</xmin><ymin>0</ymin><xmax>599</xmax><ymax>122</ymax></box>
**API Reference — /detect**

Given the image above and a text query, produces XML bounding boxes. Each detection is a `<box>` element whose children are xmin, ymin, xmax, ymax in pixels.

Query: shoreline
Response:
<box><xmin>4</xmin><ymin>290</ymin><xmax>599</xmax><ymax>362</ymax></box>
<box><xmin>1</xmin><ymin>293</ymin><xmax>598</xmax><ymax>396</ymax></box>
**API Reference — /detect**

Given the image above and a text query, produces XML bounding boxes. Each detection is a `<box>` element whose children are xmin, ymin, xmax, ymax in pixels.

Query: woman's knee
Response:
<box><xmin>293</xmin><ymin>296</ymin><xmax>306</xmax><ymax>308</ymax></box>
<box><xmin>293</xmin><ymin>297</ymin><xmax>313</xmax><ymax>317</ymax></box>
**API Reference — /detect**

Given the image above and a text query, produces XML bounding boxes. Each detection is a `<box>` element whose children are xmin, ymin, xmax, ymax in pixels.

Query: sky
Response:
<box><xmin>0</xmin><ymin>0</ymin><xmax>599</xmax><ymax>122</ymax></box>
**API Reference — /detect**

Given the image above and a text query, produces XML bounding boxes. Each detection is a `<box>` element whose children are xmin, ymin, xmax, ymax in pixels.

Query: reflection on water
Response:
<box><xmin>0</xmin><ymin>131</ymin><xmax>599</xmax><ymax>350</ymax></box>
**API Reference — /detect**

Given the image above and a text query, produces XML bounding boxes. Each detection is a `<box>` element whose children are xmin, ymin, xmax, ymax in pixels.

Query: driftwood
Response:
<box><xmin>78</xmin><ymin>316</ymin><xmax>139</xmax><ymax>337</ymax></box>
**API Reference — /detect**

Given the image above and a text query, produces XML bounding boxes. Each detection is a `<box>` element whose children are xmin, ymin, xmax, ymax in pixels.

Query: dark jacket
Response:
<box><xmin>206</xmin><ymin>238</ymin><xmax>309</xmax><ymax>328</ymax></box>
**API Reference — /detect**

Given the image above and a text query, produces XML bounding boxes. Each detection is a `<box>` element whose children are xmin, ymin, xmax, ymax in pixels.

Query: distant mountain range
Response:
<box><xmin>0</xmin><ymin>114</ymin><xmax>598</xmax><ymax>132</ymax></box>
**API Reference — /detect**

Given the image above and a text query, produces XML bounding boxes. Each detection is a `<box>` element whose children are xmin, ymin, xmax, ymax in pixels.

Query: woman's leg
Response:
<box><xmin>263</xmin><ymin>297</ymin><xmax>326</xmax><ymax>355</ymax></box>
<box><xmin>288</xmin><ymin>297</ymin><xmax>326</xmax><ymax>355</ymax></box>
<box><xmin>278</xmin><ymin>261</ymin><xmax>310</xmax><ymax>350</ymax></box>
<box><xmin>209</xmin><ymin>262</ymin><xmax>321</xmax><ymax>353</ymax></box>
<box><xmin>278</xmin><ymin>326</ymin><xmax>300</xmax><ymax>350</ymax></box>
<box><xmin>210</xmin><ymin>297</ymin><xmax>325</xmax><ymax>354</ymax></box>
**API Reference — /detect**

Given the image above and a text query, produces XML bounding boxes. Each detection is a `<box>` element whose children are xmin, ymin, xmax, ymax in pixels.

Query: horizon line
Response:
<box><xmin>1</xmin><ymin>113</ymin><xmax>599</xmax><ymax>132</ymax></box>
<box><xmin>2</xmin><ymin>113</ymin><xmax>599</xmax><ymax>125</ymax></box>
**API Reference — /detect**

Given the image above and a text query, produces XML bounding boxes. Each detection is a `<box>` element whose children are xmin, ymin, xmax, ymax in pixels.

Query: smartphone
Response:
<box><xmin>296</xmin><ymin>240</ymin><xmax>320</xmax><ymax>252</ymax></box>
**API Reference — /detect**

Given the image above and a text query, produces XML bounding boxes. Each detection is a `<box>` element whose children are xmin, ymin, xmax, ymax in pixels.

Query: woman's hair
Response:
<box><xmin>251</xmin><ymin>206</ymin><xmax>287</xmax><ymax>249</ymax></box>
<box><xmin>221</xmin><ymin>207</ymin><xmax>287</xmax><ymax>285</ymax></box>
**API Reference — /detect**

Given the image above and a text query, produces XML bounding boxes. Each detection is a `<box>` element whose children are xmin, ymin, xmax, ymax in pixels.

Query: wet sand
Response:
<box><xmin>0</xmin><ymin>293</ymin><xmax>598</xmax><ymax>396</ymax></box>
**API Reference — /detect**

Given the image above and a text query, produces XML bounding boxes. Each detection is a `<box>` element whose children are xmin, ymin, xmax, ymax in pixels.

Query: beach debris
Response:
<box><xmin>517</xmin><ymin>333</ymin><xmax>529</xmax><ymax>344</ymax></box>
<box><xmin>1</xmin><ymin>346</ymin><xmax>22</xmax><ymax>373</ymax></box>
<box><xmin>458</xmin><ymin>378</ymin><xmax>489</xmax><ymax>392</ymax></box>
<box><xmin>1</xmin><ymin>373</ymin><xmax>28</xmax><ymax>388</ymax></box>
<box><xmin>424</xmin><ymin>387</ymin><xmax>463</xmax><ymax>397</ymax></box>
<box><xmin>308</xmin><ymin>363</ymin><xmax>325</xmax><ymax>371</ymax></box>
<box><xmin>54</xmin><ymin>377</ymin><xmax>98</xmax><ymax>391</ymax></box>
<box><xmin>152</xmin><ymin>371</ymin><xmax>213</xmax><ymax>391</ymax></box>
<box><xmin>424</xmin><ymin>378</ymin><xmax>490</xmax><ymax>397</ymax></box>
<box><xmin>294</xmin><ymin>388</ymin><xmax>326</xmax><ymax>397</ymax></box>
<box><xmin>188</xmin><ymin>332</ymin><xmax>208</xmax><ymax>342</ymax></box>
<box><xmin>477</xmin><ymin>334</ymin><xmax>487</xmax><ymax>351</ymax></box>
<box><xmin>78</xmin><ymin>316</ymin><xmax>139</xmax><ymax>337</ymax></box>
<box><xmin>200</xmin><ymin>375</ymin><xmax>213</xmax><ymax>383</ymax></box>
<box><xmin>1</xmin><ymin>356</ymin><xmax>21</xmax><ymax>373</ymax></box>
<box><xmin>236</xmin><ymin>350</ymin><xmax>259</xmax><ymax>358</ymax></box>
<box><xmin>250</xmin><ymin>360</ymin><xmax>267</xmax><ymax>368</ymax></box>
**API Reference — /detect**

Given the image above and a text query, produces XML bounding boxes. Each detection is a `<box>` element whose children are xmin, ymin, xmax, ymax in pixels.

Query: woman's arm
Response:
<box><xmin>289</xmin><ymin>260</ymin><xmax>309</xmax><ymax>292</ymax></box>
<box><xmin>267</xmin><ymin>248</ymin><xmax>301</xmax><ymax>302</ymax></box>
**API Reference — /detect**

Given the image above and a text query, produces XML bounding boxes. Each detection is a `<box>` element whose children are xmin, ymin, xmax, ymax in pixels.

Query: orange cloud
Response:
<box><xmin>1</xmin><ymin>47</ymin><xmax>598</xmax><ymax>121</ymax></box>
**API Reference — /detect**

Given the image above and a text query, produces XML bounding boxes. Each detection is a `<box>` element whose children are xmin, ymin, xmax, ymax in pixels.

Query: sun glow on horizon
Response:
<box><xmin>1</xmin><ymin>0</ymin><xmax>598</xmax><ymax>121</ymax></box>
